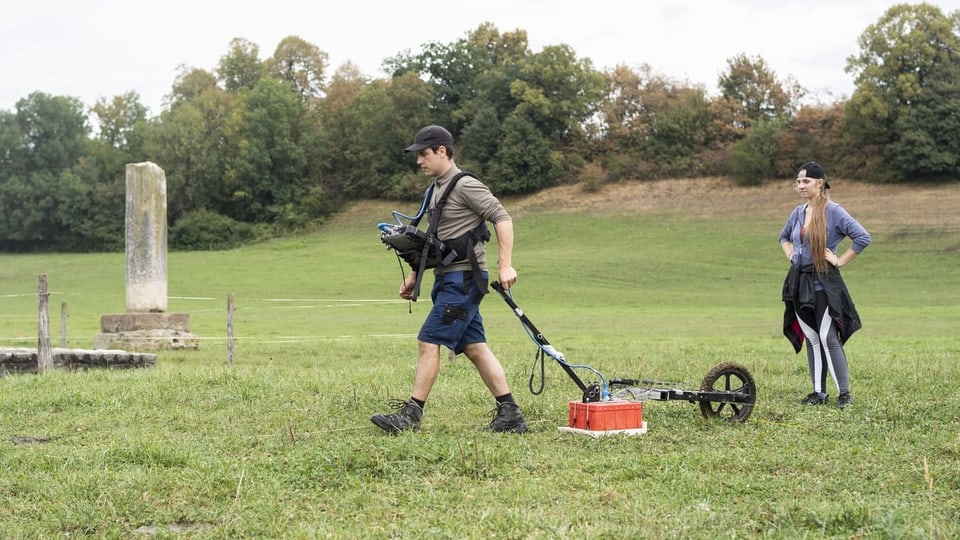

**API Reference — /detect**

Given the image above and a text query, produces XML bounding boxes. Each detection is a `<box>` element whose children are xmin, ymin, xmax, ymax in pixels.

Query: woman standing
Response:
<box><xmin>780</xmin><ymin>162</ymin><xmax>871</xmax><ymax>409</ymax></box>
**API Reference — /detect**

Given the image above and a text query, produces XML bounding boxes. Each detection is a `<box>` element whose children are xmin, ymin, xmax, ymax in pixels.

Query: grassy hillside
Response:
<box><xmin>6</xmin><ymin>177</ymin><xmax>956</xmax><ymax>344</ymax></box>
<box><xmin>1</xmin><ymin>177</ymin><xmax>958</xmax><ymax>538</ymax></box>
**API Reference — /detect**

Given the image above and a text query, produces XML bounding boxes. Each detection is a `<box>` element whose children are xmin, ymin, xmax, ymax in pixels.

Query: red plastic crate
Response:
<box><xmin>568</xmin><ymin>400</ymin><xmax>644</xmax><ymax>431</ymax></box>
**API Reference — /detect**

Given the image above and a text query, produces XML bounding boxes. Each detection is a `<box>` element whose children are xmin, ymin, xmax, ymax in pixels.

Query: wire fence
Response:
<box><xmin>1</xmin><ymin>276</ymin><xmax>418</xmax><ymax>349</ymax></box>
<box><xmin>1</xmin><ymin>273</ymin><xmax>428</xmax><ymax>376</ymax></box>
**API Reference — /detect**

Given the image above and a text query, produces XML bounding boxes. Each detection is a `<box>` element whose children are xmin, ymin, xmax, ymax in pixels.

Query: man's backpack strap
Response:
<box><xmin>428</xmin><ymin>172</ymin><xmax>490</xmax><ymax>303</ymax></box>
<box><xmin>409</xmin><ymin>172</ymin><xmax>472</xmax><ymax>301</ymax></box>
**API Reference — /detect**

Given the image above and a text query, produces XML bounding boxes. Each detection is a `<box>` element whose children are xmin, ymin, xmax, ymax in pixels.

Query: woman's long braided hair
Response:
<box><xmin>807</xmin><ymin>182</ymin><xmax>831</xmax><ymax>275</ymax></box>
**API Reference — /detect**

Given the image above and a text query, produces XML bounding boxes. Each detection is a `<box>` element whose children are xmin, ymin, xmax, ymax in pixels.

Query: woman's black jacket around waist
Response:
<box><xmin>782</xmin><ymin>263</ymin><xmax>862</xmax><ymax>353</ymax></box>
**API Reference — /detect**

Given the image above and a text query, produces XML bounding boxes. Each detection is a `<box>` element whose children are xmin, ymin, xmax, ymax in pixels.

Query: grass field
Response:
<box><xmin>1</xmin><ymin>178</ymin><xmax>959</xmax><ymax>538</ymax></box>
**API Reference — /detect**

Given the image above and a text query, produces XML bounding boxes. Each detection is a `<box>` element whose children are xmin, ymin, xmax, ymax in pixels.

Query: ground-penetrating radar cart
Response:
<box><xmin>489</xmin><ymin>282</ymin><xmax>757</xmax><ymax>431</ymax></box>
<box><xmin>377</xmin><ymin>193</ymin><xmax>757</xmax><ymax>433</ymax></box>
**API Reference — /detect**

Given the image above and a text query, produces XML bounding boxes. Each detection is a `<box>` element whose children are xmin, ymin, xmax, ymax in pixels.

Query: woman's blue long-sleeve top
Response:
<box><xmin>779</xmin><ymin>201</ymin><xmax>872</xmax><ymax>266</ymax></box>
<box><xmin>779</xmin><ymin>201</ymin><xmax>871</xmax><ymax>353</ymax></box>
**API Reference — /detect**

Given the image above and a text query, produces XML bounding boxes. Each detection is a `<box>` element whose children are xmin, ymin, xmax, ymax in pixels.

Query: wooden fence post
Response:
<box><xmin>227</xmin><ymin>293</ymin><xmax>235</xmax><ymax>368</ymax></box>
<box><xmin>37</xmin><ymin>274</ymin><xmax>53</xmax><ymax>373</ymax></box>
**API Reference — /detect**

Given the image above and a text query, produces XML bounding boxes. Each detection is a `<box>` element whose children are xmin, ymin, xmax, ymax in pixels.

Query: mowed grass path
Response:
<box><xmin>1</xmin><ymin>180</ymin><xmax>958</xmax><ymax>538</ymax></box>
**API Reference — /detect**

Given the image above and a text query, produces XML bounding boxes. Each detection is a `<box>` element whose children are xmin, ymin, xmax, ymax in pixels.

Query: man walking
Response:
<box><xmin>371</xmin><ymin>125</ymin><xmax>528</xmax><ymax>434</ymax></box>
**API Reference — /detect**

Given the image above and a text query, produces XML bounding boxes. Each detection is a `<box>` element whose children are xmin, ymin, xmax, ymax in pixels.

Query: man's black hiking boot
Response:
<box><xmin>484</xmin><ymin>402</ymin><xmax>528</xmax><ymax>433</ymax></box>
<box><xmin>371</xmin><ymin>399</ymin><xmax>423</xmax><ymax>434</ymax></box>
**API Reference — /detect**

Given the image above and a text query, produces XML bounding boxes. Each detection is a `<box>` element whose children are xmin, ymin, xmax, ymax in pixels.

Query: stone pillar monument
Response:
<box><xmin>94</xmin><ymin>162</ymin><xmax>198</xmax><ymax>351</ymax></box>
<box><xmin>125</xmin><ymin>162</ymin><xmax>168</xmax><ymax>313</ymax></box>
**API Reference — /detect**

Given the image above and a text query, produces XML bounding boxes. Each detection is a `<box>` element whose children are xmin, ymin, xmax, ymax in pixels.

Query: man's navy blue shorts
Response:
<box><xmin>418</xmin><ymin>271</ymin><xmax>487</xmax><ymax>354</ymax></box>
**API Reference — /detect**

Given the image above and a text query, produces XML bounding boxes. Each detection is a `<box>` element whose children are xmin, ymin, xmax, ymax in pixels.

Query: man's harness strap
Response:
<box><xmin>405</xmin><ymin>172</ymin><xmax>491</xmax><ymax>302</ymax></box>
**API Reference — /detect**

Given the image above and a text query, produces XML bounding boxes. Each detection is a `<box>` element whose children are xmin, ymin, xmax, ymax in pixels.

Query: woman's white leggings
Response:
<box><xmin>795</xmin><ymin>290</ymin><xmax>850</xmax><ymax>395</ymax></box>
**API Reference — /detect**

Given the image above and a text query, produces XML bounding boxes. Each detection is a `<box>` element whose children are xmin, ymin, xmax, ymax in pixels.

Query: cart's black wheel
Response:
<box><xmin>699</xmin><ymin>362</ymin><xmax>756</xmax><ymax>423</ymax></box>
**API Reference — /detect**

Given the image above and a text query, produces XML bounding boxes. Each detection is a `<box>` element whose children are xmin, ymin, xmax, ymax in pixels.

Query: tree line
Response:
<box><xmin>1</xmin><ymin>2</ymin><xmax>958</xmax><ymax>252</ymax></box>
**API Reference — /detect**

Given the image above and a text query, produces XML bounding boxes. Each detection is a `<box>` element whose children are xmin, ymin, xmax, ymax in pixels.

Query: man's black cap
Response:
<box><xmin>797</xmin><ymin>161</ymin><xmax>830</xmax><ymax>189</ymax></box>
<box><xmin>405</xmin><ymin>125</ymin><xmax>454</xmax><ymax>152</ymax></box>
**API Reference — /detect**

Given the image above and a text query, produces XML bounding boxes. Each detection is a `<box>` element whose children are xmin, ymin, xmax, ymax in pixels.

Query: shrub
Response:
<box><xmin>730</xmin><ymin>120</ymin><xmax>783</xmax><ymax>185</ymax></box>
<box><xmin>578</xmin><ymin>162</ymin><xmax>606</xmax><ymax>193</ymax></box>
<box><xmin>170</xmin><ymin>209</ymin><xmax>256</xmax><ymax>250</ymax></box>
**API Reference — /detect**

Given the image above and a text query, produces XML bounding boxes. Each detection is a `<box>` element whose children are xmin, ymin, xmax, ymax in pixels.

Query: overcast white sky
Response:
<box><xmin>3</xmin><ymin>0</ymin><xmax>959</xmax><ymax>118</ymax></box>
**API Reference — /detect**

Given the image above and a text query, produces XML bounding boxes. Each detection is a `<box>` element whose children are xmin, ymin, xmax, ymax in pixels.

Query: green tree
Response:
<box><xmin>52</xmin><ymin>165</ymin><xmax>117</xmax><ymax>251</ymax></box>
<box><xmin>489</xmin><ymin>44</ymin><xmax>603</xmax><ymax>189</ymax></box>
<box><xmin>777</xmin><ymin>103</ymin><xmax>846</xmax><ymax>178</ymax></box>
<box><xmin>594</xmin><ymin>64</ymin><xmax>662</xmax><ymax>181</ymax></box>
<box><xmin>150</xmin><ymin>37</ymin><xmax>335</xmax><ymax>237</ymax></box>
<box><xmin>11</xmin><ymin>92</ymin><xmax>89</xmax><ymax>173</ymax></box>
<box><xmin>0</xmin><ymin>93</ymin><xmax>90</xmax><ymax>250</ymax></box>
<box><xmin>339</xmin><ymin>74</ymin><xmax>433</xmax><ymax>199</ymax></box>
<box><xmin>844</xmin><ymin>2</ymin><xmax>960</xmax><ymax>181</ymax></box>
<box><xmin>490</xmin><ymin>113</ymin><xmax>558</xmax><ymax>194</ymax></box>
<box><xmin>166</xmin><ymin>66</ymin><xmax>219</xmax><ymax>105</ymax></box>
<box><xmin>339</xmin><ymin>80</ymin><xmax>401</xmax><ymax>199</ymax></box>
<box><xmin>217</xmin><ymin>38</ymin><xmax>265</xmax><ymax>92</ymax></box>
<box><xmin>597</xmin><ymin>65</ymin><xmax>719</xmax><ymax>180</ymax></box>
<box><xmin>383</xmin><ymin>22</ymin><xmax>537</xmax><ymax>186</ymax></box>
<box><xmin>455</xmin><ymin>60</ymin><xmax>526</xmax><ymax>176</ymax></box>
<box><xmin>886</xmin><ymin>41</ymin><xmax>960</xmax><ymax>179</ymax></box>
<box><xmin>729</xmin><ymin>119</ymin><xmax>785</xmax><ymax>186</ymax></box>
<box><xmin>641</xmin><ymin>86</ymin><xmax>713</xmax><ymax>179</ymax></box>
<box><xmin>384</xmin><ymin>22</ymin><xmax>529</xmax><ymax>134</ymax></box>
<box><xmin>145</xmin><ymin>81</ymin><xmax>232</xmax><ymax>222</ymax></box>
<box><xmin>597</xmin><ymin>64</ymin><xmax>649</xmax><ymax>152</ymax></box>
<box><xmin>510</xmin><ymin>44</ymin><xmax>603</xmax><ymax>149</ymax></box>
<box><xmin>265</xmin><ymin>35</ymin><xmax>329</xmax><ymax>102</ymax></box>
<box><xmin>0</xmin><ymin>172</ymin><xmax>57</xmax><ymax>248</ymax></box>
<box><xmin>458</xmin><ymin>100</ymin><xmax>506</xmax><ymax>177</ymax></box>
<box><xmin>221</xmin><ymin>77</ymin><xmax>312</xmax><ymax>224</ymax></box>
<box><xmin>314</xmin><ymin>62</ymin><xmax>367</xmax><ymax>204</ymax></box>
<box><xmin>0</xmin><ymin>110</ymin><xmax>24</xmax><ymax>181</ymax></box>
<box><xmin>67</xmin><ymin>91</ymin><xmax>153</xmax><ymax>250</ymax></box>
<box><xmin>383</xmin><ymin>25</ymin><xmax>602</xmax><ymax>190</ymax></box>
<box><xmin>718</xmin><ymin>53</ymin><xmax>802</xmax><ymax>130</ymax></box>
<box><xmin>91</xmin><ymin>91</ymin><xmax>148</xmax><ymax>149</ymax></box>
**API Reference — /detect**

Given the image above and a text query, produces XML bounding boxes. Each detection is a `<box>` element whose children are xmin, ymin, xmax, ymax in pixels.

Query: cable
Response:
<box><xmin>391</xmin><ymin>253</ymin><xmax>416</xmax><ymax>314</ymax></box>
<box><xmin>505</xmin><ymin>287</ymin><xmax>609</xmax><ymax>398</ymax></box>
<box><xmin>377</xmin><ymin>183</ymin><xmax>434</xmax><ymax>231</ymax></box>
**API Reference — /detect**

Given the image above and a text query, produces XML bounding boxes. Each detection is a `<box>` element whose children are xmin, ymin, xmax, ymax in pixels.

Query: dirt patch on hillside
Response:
<box><xmin>338</xmin><ymin>177</ymin><xmax>960</xmax><ymax>233</ymax></box>
<box><xmin>510</xmin><ymin>177</ymin><xmax>960</xmax><ymax>231</ymax></box>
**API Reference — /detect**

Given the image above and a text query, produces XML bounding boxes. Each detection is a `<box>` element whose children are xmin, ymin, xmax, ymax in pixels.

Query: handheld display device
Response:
<box><xmin>378</xmin><ymin>223</ymin><xmax>447</xmax><ymax>269</ymax></box>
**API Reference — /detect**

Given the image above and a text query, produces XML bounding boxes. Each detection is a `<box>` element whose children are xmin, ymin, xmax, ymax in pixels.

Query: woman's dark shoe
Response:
<box><xmin>800</xmin><ymin>392</ymin><xmax>828</xmax><ymax>405</ymax></box>
<box><xmin>837</xmin><ymin>392</ymin><xmax>853</xmax><ymax>410</ymax></box>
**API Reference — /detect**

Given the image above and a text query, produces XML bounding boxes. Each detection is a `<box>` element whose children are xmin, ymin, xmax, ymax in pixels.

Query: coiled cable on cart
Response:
<box><xmin>504</xmin><ymin>287</ymin><xmax>609</xmax><ymax>397</ymax></box>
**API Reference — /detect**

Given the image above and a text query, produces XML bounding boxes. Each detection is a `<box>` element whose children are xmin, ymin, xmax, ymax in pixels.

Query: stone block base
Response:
<box><xmin>100</xmin><ymin>312</ymin><xmax>191</xmax><ymax>333</ymax></box>
<box><xmin>96</xmin><ymin>313</ymin><xmax>199</xmax><ymax>351</ymax></box>
<box><xmin>1</xmin><ymin>347</ymin><xmax>157</xmax><ymax>376</ymax></box>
